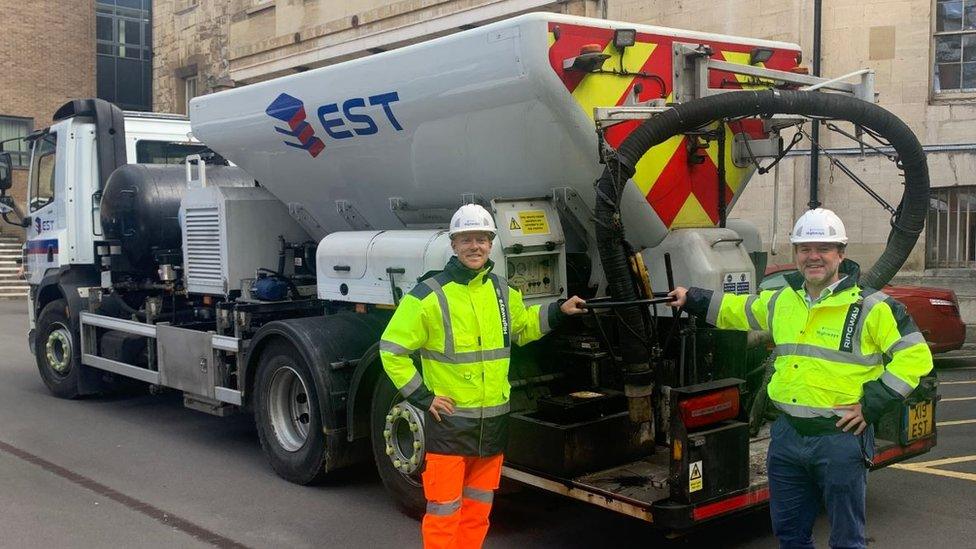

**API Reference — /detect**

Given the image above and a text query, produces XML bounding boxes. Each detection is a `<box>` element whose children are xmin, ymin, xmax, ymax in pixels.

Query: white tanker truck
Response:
<box><xmin>0</xmin><ymin>13</ymin><xmax>937</xmax><ymax>532</ymax></box>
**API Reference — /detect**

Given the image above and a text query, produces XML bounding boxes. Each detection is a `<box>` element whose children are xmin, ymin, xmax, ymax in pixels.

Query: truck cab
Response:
<box><xmin>16</xmin><ymin>101</ymin><xmax>205</xmax><ymax>356</ymax></box>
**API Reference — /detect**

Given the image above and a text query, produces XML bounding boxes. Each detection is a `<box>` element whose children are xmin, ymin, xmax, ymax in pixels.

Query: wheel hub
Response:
<box><xmin>268</xmin><ymin>366</ymin><xmax>311</xmax><ymax>452</ymax></box>
<box><xmin>384</xmin><ymin>402</ymin><xmax>425</xmax><ymax>475</ymax></box>
<box><xmin>45</xmin><ymin>327</ymin><xmax>72</xmax><ymax>375</ymax></box>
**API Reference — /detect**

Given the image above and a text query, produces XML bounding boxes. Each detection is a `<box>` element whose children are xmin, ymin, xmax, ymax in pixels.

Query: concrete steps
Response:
<box><xmin>0</xmin><ymin>235</ymin><xmax>25</xmax><ymax>299</ymax></box>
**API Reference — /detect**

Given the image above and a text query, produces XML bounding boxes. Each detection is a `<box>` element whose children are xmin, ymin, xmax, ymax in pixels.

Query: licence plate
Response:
<box><xmin>905</xmin><ymin>400</ymin><xmax>934</xmax><ymax>442</ymax></box>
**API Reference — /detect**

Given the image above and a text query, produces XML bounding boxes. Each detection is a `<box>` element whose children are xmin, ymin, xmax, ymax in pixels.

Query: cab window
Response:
<box><xmin>29</xmin><ymin>133</ymin><xmax>57</xmax><ymax>212</ymax></box>
<box><xmin>135</xmin><ymin>140</ymin><xmax>208</xmax><ymax>164</ymax></box>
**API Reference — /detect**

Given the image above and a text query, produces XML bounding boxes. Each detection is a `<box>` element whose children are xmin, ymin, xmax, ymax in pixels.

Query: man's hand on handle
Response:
<box><xmin>429</xmin><ymin>396</ymin><xmax>455</xmax><ymax>422</ymax></box>
<box><xmin>560</xmin><ymin>295</ymin><xmax>588</xmax><ymax>316</ymax></box>
<box><xmin>667</xmin><ymin>287</ymin><xmax>688</xmax><ymax>309</ymax></box>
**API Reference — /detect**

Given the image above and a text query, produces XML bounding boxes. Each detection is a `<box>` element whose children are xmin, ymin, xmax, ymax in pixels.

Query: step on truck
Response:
<box><xmin>0</xmin><ymin>13</ymin><xmax>938</xmax><ymax>533</ymax></box>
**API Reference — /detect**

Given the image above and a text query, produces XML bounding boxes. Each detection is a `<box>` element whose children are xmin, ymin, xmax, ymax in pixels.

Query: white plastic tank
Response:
<box><xmin>190</xmin><ymin>13</ymin><xmax>799</xmax><ymax>246</ymax></box>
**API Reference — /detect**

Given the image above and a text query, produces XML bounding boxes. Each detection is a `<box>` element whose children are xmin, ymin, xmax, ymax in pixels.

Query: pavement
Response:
<box><xmin>0</xmin><ymin>297</ymin><xmax>973</xmax><ymax>548</ymax></box>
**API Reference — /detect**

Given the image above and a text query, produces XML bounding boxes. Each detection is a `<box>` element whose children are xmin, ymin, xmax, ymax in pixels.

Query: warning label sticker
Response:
<box><xmin>689</xmin><ymin>460</ymin><xmax>703</xmax><ymax>493</ymax></box>
<box><xmin>508</xmin><ymin>210</ymin><xmax>550</xmax><ymax>236</ymax></box>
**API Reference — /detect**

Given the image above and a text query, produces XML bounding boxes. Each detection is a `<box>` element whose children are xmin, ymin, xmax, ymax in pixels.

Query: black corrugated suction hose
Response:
<box><xmin>595</xmin><ymin>90</ymin><xmax>929</xmax><ymax>373</ymax></box>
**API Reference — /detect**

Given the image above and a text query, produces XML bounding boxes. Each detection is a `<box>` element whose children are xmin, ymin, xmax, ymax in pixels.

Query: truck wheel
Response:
<box><xmin>370</xmin><ymin>375</ymin><xmax>426</xmax><ymax>519</ymax></box>
<box><xmin>254</xmin><ymin>341</ymin><xmax>329</xmax><ymax>484</ymax></box>
<box><xmin>35</xmin><ymin>299</ymin><xmax>82</xmax><ymax>399</ymax></box>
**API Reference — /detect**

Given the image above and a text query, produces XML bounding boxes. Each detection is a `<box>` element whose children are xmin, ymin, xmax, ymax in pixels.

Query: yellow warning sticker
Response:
<box><xmin>511</xmin><ymin>210</ymin><xmax>549</xmax><ymax>235</ymax></box>
<box><xmin>689</xmin><ymin>460</ymin><xmax>703</xmax><ymax>492</ymax></box>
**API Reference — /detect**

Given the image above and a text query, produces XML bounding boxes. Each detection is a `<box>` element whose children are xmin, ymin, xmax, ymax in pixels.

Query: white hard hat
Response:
<box><xmin>790</xmin><ymin>208</ymin><xmax>848</xmax><ymax>245</ymax></box>
<box><xmin>449</xmin><ymin>204</ymin><xmax>497</xmax><ymax>237</ymax></box>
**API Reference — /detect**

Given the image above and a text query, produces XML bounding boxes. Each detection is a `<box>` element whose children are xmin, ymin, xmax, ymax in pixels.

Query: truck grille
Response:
<box><xmin>184</xmin><ymin>207</ymin><xmax>223</xmax><ymax>286</ymax></box>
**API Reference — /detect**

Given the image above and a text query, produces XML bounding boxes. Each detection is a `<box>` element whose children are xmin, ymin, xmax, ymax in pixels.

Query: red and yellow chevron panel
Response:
<box><xmin>548</xmin><ymin>22</ymin><xmax>799</xmax><ymax>229</ymax></box>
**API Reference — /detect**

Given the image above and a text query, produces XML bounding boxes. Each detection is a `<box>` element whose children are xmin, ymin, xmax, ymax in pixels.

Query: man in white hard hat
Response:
<box><xmin>380</xmin><ymin>204</ymin><xmax>586</xmax><ymax>548</ymax></box>
<box><xmin>668</xmin><ymin>208</ymin><xmax>932</xmax><ymax>549</ymax></box>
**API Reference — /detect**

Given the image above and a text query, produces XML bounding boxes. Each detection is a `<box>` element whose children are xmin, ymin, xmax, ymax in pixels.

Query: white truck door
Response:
<box><xmin>24</xmin><ymin>125</ymin><xmax>69</xmax><ymax>285</ymax></box>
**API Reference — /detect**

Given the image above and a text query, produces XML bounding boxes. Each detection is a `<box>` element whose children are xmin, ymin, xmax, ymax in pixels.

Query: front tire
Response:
<box><xmin>370</xmin><ymin>374</ymin><xmax>426</xmax><ymax>518</ymax></box>
<box><xmin>35</xmin><ymin>299</ymin><xmax>82</xmax><ymax>399</ymax></box>
<box><xmin>254</xmin><ymin>341</ymin><xmax>329</xmax><ymax>484</ymax></box>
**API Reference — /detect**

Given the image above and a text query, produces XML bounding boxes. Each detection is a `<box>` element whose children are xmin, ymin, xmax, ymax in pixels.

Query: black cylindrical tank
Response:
<box><xmin>100</xmin><ymin>164</ymin><xmax>251</xmax><ymax>272</ymax></box>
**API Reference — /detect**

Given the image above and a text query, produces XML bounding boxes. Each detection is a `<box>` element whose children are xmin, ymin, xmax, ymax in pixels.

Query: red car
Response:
<box><xmin>760</xmin><ymin>264</ymin><xmax>966</xmax><ymax>353</ymax></box>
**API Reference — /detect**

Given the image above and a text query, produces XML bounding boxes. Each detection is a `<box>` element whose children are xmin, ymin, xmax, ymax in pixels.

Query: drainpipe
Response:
<box><xmin>809</xmin><ymin>0</ymin><xmax>823</xmax><ymax>209</ymax></box>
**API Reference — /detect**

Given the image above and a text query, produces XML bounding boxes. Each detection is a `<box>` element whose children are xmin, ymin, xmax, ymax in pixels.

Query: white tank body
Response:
<box><xmin>190</xmin><ymin>13</ymin><xmax>800</xmax><ymax>243</ymax></box>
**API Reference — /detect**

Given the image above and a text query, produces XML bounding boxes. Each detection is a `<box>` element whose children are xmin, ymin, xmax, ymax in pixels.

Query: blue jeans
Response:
<box><xmin>767</xmin><ymin>415</ymin><xmax>875</xmax><ymax>549</ymax></box>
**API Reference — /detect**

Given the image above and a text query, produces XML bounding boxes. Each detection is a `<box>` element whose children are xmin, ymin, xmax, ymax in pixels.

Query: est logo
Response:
<box><xmin>34</xmin><ymin>217</ymin><xmax>55</xmax><ymax>233</ymax></box>
<box><xmin>266</xmin><ymin>91</ymin><xmax>403</xmax><ymax>159</ymax></box>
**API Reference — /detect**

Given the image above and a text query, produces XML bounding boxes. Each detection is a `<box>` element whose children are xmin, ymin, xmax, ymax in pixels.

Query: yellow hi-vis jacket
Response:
<box><xmin>685</xmin><ymin>260</ymin><xmax>932</xmax><ymax>427</ymax></box>
<box><xmin>380</xmin><ymin>257</ymin><xmax>563</xmax><ymax>456</ymax></box>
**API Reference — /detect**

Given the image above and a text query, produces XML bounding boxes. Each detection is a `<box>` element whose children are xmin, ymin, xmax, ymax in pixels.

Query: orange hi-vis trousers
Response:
<box><xmin>421</xmin><ymin>453</ymin><xmax>504</xmax><ymax>549</ymax></box>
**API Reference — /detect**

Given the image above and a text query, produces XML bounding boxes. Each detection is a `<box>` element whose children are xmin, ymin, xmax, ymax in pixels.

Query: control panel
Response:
<box><xmin>491</xmin><ymin>197</ymin><xmax>566</xmax><ymax>306</ymax></box>
<box><xmin>507</xmin><ymin>254</ymin><xmax>559</xmax><ymax>297</ymax></box>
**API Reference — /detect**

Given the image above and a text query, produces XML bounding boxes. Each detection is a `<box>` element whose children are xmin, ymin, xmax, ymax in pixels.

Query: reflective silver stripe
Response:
<box><xmin>425</xmin><ymin>278</ymin><xmax>454</xmax><ymax>357</ymax></box>
<box><xmin>772</xmin><ymin>401</ymin><xmax>839</xmax><ymax>418</ymax></box>
<box><xmin>706</xmin><ymin>292</ymin><xmax>722</xmax><ymax>325</ymax></box>
<box><xmin>380</xmin><ymin>339</ymin><xmax>415</xmax><ymax>356</ymax></box>
<box><xmin>881</xmin><ymin>371</ymin><xmax>914</xmax><ymax>397</ymax></box>
<box><xmin>773</xmin><ymin>343</ymin><xmax>882</xmax><ymax>367</ymax></box>
<box><xmin>886</xmin><ymin>331</ymin><xmax>926</xmax><ymax>355</ymax></box>
<box><xmin>462</xmin><ymin>486</ymin><xmax>494</xmax><ymax>504</ymax></box>
<box><xmin>420</xmin><ymin>347</ymin><xmax>511</xmax><ymax>364</ymax></box>
<box><xmin>400</xmin><ymin>372</ymin><xmax>424</xmax><ymax>397</ymax></box>
<box><xmin>767</xmin><ymin>288</ymin><xmax>784</xmax><ymax>330</ymax></box>
<box><xmin>539</xmin><ymin>303</ymin><xmax>551</xmax><ymax>335</ymax></box>
<box><xmin>426</xmin><ymin>497</ymin><xmax>461</xmax><ymax>516</ymax></box>
<box><xmin>852</xmin><ymin>290</ymin><xmax>887</xmax><ymax>356</ymax></box>
<box><xmin>744</xmin><ymin>295</ymin><xmax>761</xmax><ymax>330</ymax></box>
<box><xmin>452</xmin><ymin>402</ymin><xmax>510</xmax><ymax>418</ymax></box>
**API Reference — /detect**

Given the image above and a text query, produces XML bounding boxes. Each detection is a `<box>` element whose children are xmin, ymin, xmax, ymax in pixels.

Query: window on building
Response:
<box><xmin>185</xmin><ymin>76</ymin><xmax>198</xmax><ymax>114</ymax></box>
<box><xmin>96</xmin><ymin>0</ymin><xmax>153</xmax><ymax>111</ymax></box>
<box><xmin>0</xmin><ymin>116</ymin><xmax>32</xmax><ymax>168</ymax></box>
<box><xmin>135</xmin><ymin>140</ymin><xmax>209</xmax><ymax>164</ymax></box>
<box><xmin>933</xmin><ymin>0</ymin><xmax>976</xmax><ymax>94</ymax></box>
<box><xmin>926</xmin><ymin>186</ymin><xmax>976</xmax><ymax>267</ymax></box>
<box><xmin>29</xmin><ymin>133</ymin><xmax>57</xmax><ymax>212</ymax></box>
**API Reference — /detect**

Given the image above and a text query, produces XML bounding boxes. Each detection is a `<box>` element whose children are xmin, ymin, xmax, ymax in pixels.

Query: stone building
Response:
<box><xmin>0</xmin><ymin>0</ymin><xmax>97</xmax><ymax>238</ymax></box>
<box><xmin>153</xmin><ymin>0</ymin><xmax>976</xmax><ymax>323</ymax></box>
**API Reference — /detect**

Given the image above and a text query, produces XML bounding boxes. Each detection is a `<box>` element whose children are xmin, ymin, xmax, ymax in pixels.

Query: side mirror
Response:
<box><xmin>0</xmin><ymin>152</ymin><xmax>12</xmax><ymax>192</ymax></box>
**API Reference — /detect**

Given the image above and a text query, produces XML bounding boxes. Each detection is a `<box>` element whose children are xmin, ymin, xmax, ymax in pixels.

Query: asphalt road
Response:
<box><xmin>0</xmin><ymin>298</ymin><xmax>973</xmax><ymax>548</ymax></box>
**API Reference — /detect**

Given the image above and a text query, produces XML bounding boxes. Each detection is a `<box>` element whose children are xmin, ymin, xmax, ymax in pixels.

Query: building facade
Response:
<box><xmin>0</xmin><ymin>0</ymin><xmax>97</xmax><ymax>238</ymax></box>
<box><xmin>97</xmin><ymin>0</ymin><xmax>154</xmax><ymax>111</ymax></box>
<box><xmin>153</xmin><ymin>0</ymin><xmax>976</xmax><ymax>280</ymax></box>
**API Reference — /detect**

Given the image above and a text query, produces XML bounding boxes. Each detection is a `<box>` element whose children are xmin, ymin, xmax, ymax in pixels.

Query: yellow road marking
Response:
<box><xmin>937</xmin><ymin>419</ymin><xmax>976</xmax><ymax>427</ymax></box>
<box><xmin>889</xmin><ymin>454</ymin><xmax>976</xmax><ymax>483</ymax></box>
<box><xmin>890</xmin><ymin>463</ymin><xmax>976</xmax><ymax>483</ymax></box>
<box><xmin>939</xmin><ymin>380</ymin><xmax>976</xmax><ymax>385</ymax></box>
<box><xmin>941</xmin><ymin>396</ymin><xmax>976</xmax><ymax>402</ymax></box>
<box><xmin>899</xmin><ymin>455</ymin><xmax>976</xmax><ymax>468</ymax></box>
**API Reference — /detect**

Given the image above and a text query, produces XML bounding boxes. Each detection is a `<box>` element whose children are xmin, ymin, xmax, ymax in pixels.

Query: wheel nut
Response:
<box><xmin>386</xmin><ymin>445</ymin><xmax>394</xmax><ymax>455</ymax></box>
<box><xmin>409</xmin><ymin>423</ymin><xmax>419</xmax><ymax>432</ymax></box>
<box><xmin>393</xmin><ymin>459</ymin><xmax>401</xmax><ymax>467</ymax></box>
<box><xmin>414</xmin><ymin>441</ymin><xmax>421</xmax><ymax>450</ymax></box>
<box><xmin>383</xmin><ymin>430</ymin><xmax>391</xmax><ymax>438</ymax></box>
<box><xmin>401</xmin><ymin>410</ymin><xmax>411</xmax><ymax>419</ymax></box>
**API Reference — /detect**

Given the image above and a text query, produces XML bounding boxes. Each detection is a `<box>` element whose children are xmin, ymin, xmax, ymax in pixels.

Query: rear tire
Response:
<box><xmin>370</xmin><ymin>374</ymin><xmax>427</xmax><ymax>519</ymax></box>
<box><xmin>35</xmin><ymin>299</ymin><xmax>82</xmax><ymax>399</ymax></box>
<box><xmin>254</xmin><ymin>341</ymin><xmax>329</xmax><ymax>484</ymax></box>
